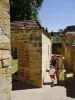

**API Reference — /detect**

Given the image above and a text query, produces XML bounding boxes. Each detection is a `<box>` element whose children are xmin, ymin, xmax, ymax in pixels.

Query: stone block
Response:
<box><xmin>2</xmin><ymin>50</ymin><xmax>10</xmax><ymax>59</ymax></box>
<box><xmin>0</xmin><ymin>50</ymin><xmax>2</xmax><ymax>59</ymax></box>
<box><xmin>2</xmin><ymin>59</ymin><xmax>10</xmax><ymax>68</ymax></box>
<box><xmin>34</xmin><ymin>36</ymin><xmax>41</xmax><ymax>41</ymax></box>
<box><xmin>24</xmin><ymin>41</ymin><xmax>28</xmax><ymax>43</ymax></box>
<box><xmin>25</xmin><ymin>30</ymin><xmax>31</xmax><ymax>34</ymax></box>
<box><xmin>0</xmin><ymin>61</ymin><xmax>2</xmax><ymax>68</ymax></box>
<box><xmin>29</xmin><ymin>73</ymin><xmax>36</xmax><ymax>80</ymax></box>
<box><xmin>0</xmin><ymin>50</ymin><xmax>10</xmax><ymax>60</ymax></box>
<box><xmin>29</xmin><ymin>53</ymin><xmax>41</xmax><ymax>61</ymax></box>
<box><xmin>32</xmin><ymin>30</ymin><xmax>38</xmax><ymax>34</ymax></box>
<box><xmin>33</xmin><ymin>80</ymin><xmax>42</xmax><ymax>87</ymax></box>
<box><xmin>36</xmin><ymin>48</ymin><xmax>42</xmax><ymax>54</ymax></box>
<box><xmin>18</xmin><ymin>63</ymin><xmax>29</xmax><ymax>68</ymax></box>
<box><xmin>29</xmin><ymin>62</ymin><xmax>41</xmax><ymax>69</ymax></box>
<box><xmin>33</xmin><ymin>42</ymin><xmax>37</xmax><ymax>47</ymax></box>
<box><xmin>18</xmin><ymin>69</ymin><xmax>24</xmax><ymax>77</ymax></box>
<box><xmin>0</xmin><ymin>43</ymin><xmax>10</xmax><ymax>50</ymax></box>
<box><xmin>29</xmin><ymin>69</ymin><xmax>42</xmax><ymax>73</ymax></box>
<box><xmin>29</xmin><ymin>34</ymin><xmax>33</xmax><ymax>41</ymax></box>
<box><xmin>39</xmin><ymin>42</ymin><xmax>42</xmax><ymax>47</ymax></box>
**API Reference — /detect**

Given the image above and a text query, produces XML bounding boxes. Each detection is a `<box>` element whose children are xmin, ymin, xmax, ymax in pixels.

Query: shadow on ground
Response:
<box><xmin>43</xmin><ymin>82</ymin><xmax>51</xmax><ymax>85</ymax></box>
<box><xmin>12</xmin><ymin>72</ymin><xmax>39</xmax><ymax>91</ymax></box>
<box><xmin>64</xmin><ymin>77</ymin><xmax>75</xmax><ymax>98</ymax></box>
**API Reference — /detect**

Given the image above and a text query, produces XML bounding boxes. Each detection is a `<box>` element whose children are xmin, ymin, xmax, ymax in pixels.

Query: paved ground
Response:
<box><xmin>12</xmin><ymin>72</ymin><xmax>75</xmax><ymax>100</ymax></box>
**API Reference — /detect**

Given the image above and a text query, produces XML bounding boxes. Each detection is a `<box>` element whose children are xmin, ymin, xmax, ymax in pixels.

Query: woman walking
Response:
<box><xmin>57</xmin><ymin>54</ymin><xmax>66</xmax><ymax>85</ymax></box>
<box><xmin>49</xmin><ymin>55</ymin><xmax>57</xmax><ymax>87</ymax></box>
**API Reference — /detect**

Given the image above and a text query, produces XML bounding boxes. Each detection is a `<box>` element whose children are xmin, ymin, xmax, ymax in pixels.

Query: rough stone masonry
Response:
<box><xmin>0</xmin><ymin>1</ymin><xmax>11</xmax><ymax>100</ymax></box>
<box><xmin>11</xmin><ymin>21</ymin><xmax>42</xmax><ymax>87</ymax></box>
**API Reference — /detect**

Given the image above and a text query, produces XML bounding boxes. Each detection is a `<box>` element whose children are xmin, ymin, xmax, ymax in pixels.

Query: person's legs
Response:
<box><xmin>57</xmin><ymin>70</ymin><xmax>60</xmax><ymax>85</ymax></box>
<box><xmin>59</xmin><ymin>71</ymin><xmax>65</xmax><ymax>85</ymax></box>
<box><xmin>51</xmin><ymin>75</ymin><xmax>55</xmax><ymax>87</ymax></box>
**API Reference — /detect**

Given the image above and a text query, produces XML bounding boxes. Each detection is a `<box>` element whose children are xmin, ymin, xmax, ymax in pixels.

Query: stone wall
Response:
<box><xmin>64</xmin><ymin>47</ymin><xmax>73</xmax><ymax>71</ymax></box>
<box><xmin>11</xmin><ymin>29</ymin><xmax>42</xmax><ymax>87</ymax></box>
<box><xmin>0</xmin><ymin>1</ymin><xmax>11</xmax><ymax>100</ymax></box>
<box><xmin>73</xmin><ymin>52</ymin><xmax>75</xmax><ymax>78</ymax></box>
<box><xmin>62</xmin><ymin>34</ymin><xmax>75</xmax><ymax>73</ymax></box>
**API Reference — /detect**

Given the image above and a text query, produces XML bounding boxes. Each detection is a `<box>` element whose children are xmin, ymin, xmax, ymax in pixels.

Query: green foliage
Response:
<box><xmin>10</xmin><ymin>0</ymin><xmax>44</xmax><ymax>21</ymax></box>
<box><xmin>51</xmin><ymin>31</ymin><xmax>53</xmax><ymax>36</ymax></box>
<box><xmin>11</xmin><ymin>59</ymin><xmax>18</xmax><ymax>74</ymax></box>
<box><xmin>53</xmin><ymin>36</ymin><xmax>62</xmax><ymax>43</ymax></box>
<box><xmin>69</xmin><ymin>38</ymin><xmax>75</xmax><ymax>45</ymax></box>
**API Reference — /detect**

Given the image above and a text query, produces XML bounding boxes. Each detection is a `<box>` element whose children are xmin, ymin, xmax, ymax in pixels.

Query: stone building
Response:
<box><xmin>0</xmin><ymin>0</ymin><xmax>11</xmax><ymax>100</ymax></box>
<box><xmin>62</xmin><ymin>32</ymin><xmax>75</xmax><ymax>76</ymax></box>
<box><xmin>11</xmin><ymin>20</ymin><xmax>52</xmax><ymax>87</ymax></box>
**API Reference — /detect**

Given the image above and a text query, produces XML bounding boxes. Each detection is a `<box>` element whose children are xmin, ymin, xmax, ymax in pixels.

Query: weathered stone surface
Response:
<box><xmin>0</xmin><ymin>1</ymin><xmax>11</xmax><ymax>100</ymax></box>
<box><xmin>36</xmin><ymin>48</ymin><xmax>42</xmax><ymax>54</ymax></box>
<box><xmin>0</xmin><ymin>43</ymin><xmax>10</xmax><ymax>50</ymax></box>
<box><xmin>2</xmin><ymin>50</ymin><xmax>10</xmax><ymax>59</ymax></box>
<box><xmin>34</xmin><ymin>36</ymin><xmax>41</xmax><ymax>41</ymax></box>
<box><xmin>29</xmin><ymin>34</ymin><xmax>34</xmax><ymax>41</ymax></box>
<box><xmin>63</xmin><ymin>33</ymin><xmax>75</xmax><ymax>74</ymax></box>
<box><xmin>0</xmin><ymin>61</ymin><xmax>2</xmax><ymax>68</ymax></box>
<box><xmin>11</xmin><ymin>24</ymin><xmax>42</xmax><ymax>87</ymax></box>
<box><xmin>2</xmin><ymin>59</ymin><xmax>10</xmax><ymax>68</ymax></box>
<box><xmin>0</xmin><ymin>68</ymin><xmax>11</xmax><ymax>100</ymax></box>
<box><xmin>39</xmin><ymin>42</ymin><xmax>42</xmax><ymax>47</ymax></box>
<box><xmin>33</xmin><ymin>42</ymin><xmax>37</xmax><ymax>47</ymax></box>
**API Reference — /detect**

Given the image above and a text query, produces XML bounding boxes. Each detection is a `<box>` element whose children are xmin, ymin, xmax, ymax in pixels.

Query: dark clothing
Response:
<box><xmin>50</xmin><ymin>59</ymin><xmax>56</xmax><ymax>67</ymax></box>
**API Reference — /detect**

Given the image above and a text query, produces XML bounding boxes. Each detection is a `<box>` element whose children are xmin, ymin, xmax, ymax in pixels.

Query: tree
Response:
<box><xmin>10</xmin><ymin>0</ymin><xmax>44</xmax><ymax>21</ymax></box>
<box><xmin>51</xmin><ymin>31</ymin><xmax>53</xmax><ymax>36</ymax></box>
<box><xmin>58</xmin><ymin>29</ymin><xmax>63</xmax><ymax>32</ymax></box>
<box><xmin>45</xmin><ymin>27</ymin><xmax>48</xmax><ymax>33</ymax></box>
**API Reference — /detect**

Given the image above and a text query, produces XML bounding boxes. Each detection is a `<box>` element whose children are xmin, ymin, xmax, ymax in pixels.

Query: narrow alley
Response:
<box><xmin>12</xmin><ymin>71</ymin><xmax>75</xmax><ymax>100</ymax></box>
